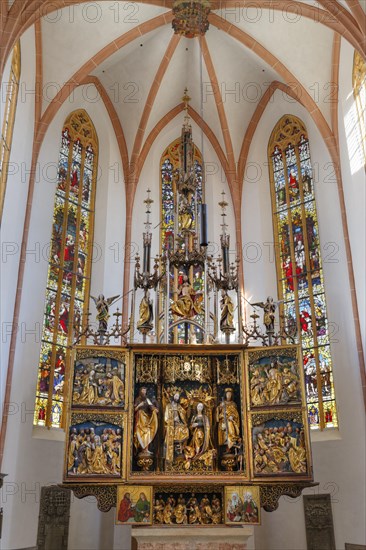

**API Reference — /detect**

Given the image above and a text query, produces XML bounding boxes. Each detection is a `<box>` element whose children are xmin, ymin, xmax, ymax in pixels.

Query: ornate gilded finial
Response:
<box><xmin>182</xmin><ymin>87</ymin><xmax>191</xmax><ymax>110</ymax></box>
<box><xmin>144</xmin><ymin>188</ymin><xmax>153</xmax><ymax>213</ymax></box>
<box><xmin>219</xmin><ymin>191</ymin><xmax>228</xmax><ymax>236</ymax></box>
<box><xmin>218</xmin><ymin>190</ymin><xmax>228</xmax><ymax>211</ymax></box>
<box><xmin>144</xmin><ymin>188</ymin><xmax>153</xmax><ymax>239</ymax></box>
<box><xmin>182</xmin><ymin>87</ymin><xmax>191</xmax><ymax>127</ymax></box>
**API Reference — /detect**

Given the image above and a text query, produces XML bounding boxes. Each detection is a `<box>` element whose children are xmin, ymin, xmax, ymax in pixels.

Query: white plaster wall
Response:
<box><xmin>227</xmin><ymin>7</ymin><xmax>334</xmax><ymax>128</ymax></box>
<box><xmin>1</xmin><ymin>82</ymin><xmax>126</xmax><ymax>549</ymax></box>
<box><xmin>0</xmin><ymin>27</ymin><xmax>36</xmax><ymax>423</ymax></box>
<box><xmin>338</xmin><ymin>38</ymin><xmax>366</xmax><ymax>350</ymax></box>
<box><xmin>241</xmin><ymin>112</ymin><xmax>277</xmax><ymax>315</ymax></box>
<box><xmin>242</xmin><ymin>90</ymin><xmax>366</xmax><ymax>549</ymax></box>
<box><xmin>131</xmin><ymin>115</ymin><xmax>236</xmax><ymax>343</ymax></box>
<box><xmin>41</xmin><ymin>2</ymin><xmax>169</xmax><ymax>112</ymax></box>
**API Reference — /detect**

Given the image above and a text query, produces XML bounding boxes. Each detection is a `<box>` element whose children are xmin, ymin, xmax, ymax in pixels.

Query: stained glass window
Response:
<box><xmin>353</xmin><ymin>50</ymin><xmax>366</xmax><ymax>165</ymax></box>
<box><xmin>268</xmin><ymin>115</ymin><xmax>337</xmax><ymax>430</ymax></box>
<box><xmin>160</xmin><ymin>138</ymin><xmax>204</xmax><ymax>343</ymax></box>
<box><xmin>0</xmin><ymin>41</ymin><xmax>20</xmax><ymax>221</ymax></box>
<box><xmin>34</xmin><ymin>110</ymin><xmax>98</xmax><ymax>428</ymax></box>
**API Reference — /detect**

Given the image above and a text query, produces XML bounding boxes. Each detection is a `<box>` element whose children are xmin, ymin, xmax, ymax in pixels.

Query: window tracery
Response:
<box><xmin>353</xmin><ymin>50</ymin><xmax>366</xmax><ymax>165</ymax></box>
<box><xmin>34</xmin><ymin>110</ymin><xmax>98</xmax><ymax>428</ymax></box>
<box><xmin>268</xmin><ymin>115</ymin><xmax>337</xmax><ymax>430</ymax></box>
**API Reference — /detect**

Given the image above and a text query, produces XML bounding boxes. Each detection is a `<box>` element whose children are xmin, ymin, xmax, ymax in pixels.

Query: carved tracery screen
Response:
<box><xmin>160</xmin><ymin>138</ymin><xmax>204</xmax><ymax>343</ymax></box>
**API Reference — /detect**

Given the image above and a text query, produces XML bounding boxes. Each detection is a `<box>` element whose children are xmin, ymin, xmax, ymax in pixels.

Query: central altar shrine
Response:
<box><xmin>62</xmin><ymin>90</ymin><xmax>315</xmax><ymax>528</ymax></box>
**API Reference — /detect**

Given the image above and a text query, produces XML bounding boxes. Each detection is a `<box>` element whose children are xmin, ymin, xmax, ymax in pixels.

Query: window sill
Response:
<box><xmin>32</xmin><ymin>425</ymin><xmax>66</xmax><ymax>442</ymax></box>
<box><xmin>310</xmin><ymin>427</ymin><xmax>341</xmax><ymax>443</ymax></box>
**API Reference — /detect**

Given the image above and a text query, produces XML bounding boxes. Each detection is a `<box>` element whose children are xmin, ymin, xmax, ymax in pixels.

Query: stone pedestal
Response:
<box><xmin>131</xmin><ymin>526</ymin><xmax>255</xmax><ymax>550</ymax></box>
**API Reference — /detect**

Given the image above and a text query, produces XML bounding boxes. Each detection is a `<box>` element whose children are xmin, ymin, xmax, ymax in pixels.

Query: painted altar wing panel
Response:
<box><xmin>251</xmin><ymin>415</ymin><xmax>309</xmax><ymax>477</ymax></box>
<box><xmin>72</xmin><ymin>354</ymin><xmax>126</xmax><ymax>409</ymax></box>
<box><xmin>66</xmin><ymin>418</ymin><xmax>123</xmax><ymax>479</ymax></box>
<box><xmin>116</xmin><ymin>486</ymin><xmax>152</xmax><ymax>525</ymax></box>
<box><xmin>248</xmin><ymin>349</ymin><xmax>302</xmax><ymax>407</ymax></box>
<box><xmin>225</xmin><ymin>485</ymin><xmax>260</xmax><ymax>525</ymax></box>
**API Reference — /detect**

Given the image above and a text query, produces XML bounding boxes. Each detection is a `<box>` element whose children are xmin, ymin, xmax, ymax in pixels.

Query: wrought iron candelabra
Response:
<box><xmin>74</xmin><ymin>308</ymin><xmax>130</xmax><ymax>346</ymax></box>
<box><xmin>241</xmin><ymin>309</ymin><xmax>296</xmax><ymax>347</ymax></box>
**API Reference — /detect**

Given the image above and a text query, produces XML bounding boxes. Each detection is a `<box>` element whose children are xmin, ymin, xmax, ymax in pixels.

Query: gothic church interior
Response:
<box><xmin>0</xmin><ymin>1</ymin><xmax>365</xmax><ymax>549</ymax></box>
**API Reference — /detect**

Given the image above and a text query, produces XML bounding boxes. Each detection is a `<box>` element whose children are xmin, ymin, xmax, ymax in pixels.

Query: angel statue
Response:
<box><xmin>251</xmin><ymin>296</ymin><xmax>280</xmax><ymax>333</ymax></box>
<box><xmin>90</xmin><ymin>294</ymin><xmax>120</xmax><ymax>333</ymax></box>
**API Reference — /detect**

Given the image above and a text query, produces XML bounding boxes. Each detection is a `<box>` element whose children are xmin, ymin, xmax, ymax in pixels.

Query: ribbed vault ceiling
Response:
<box><xmin>1</xmin><ymin>0</ymin><xmax>365</xmax><ymax>193</ymax></box>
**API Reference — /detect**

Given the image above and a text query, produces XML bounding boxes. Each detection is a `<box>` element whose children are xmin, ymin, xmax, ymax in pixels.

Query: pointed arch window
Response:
<box><xmin>268</xmin><ymin>115</ymin><xmax>337</xmax><ymax>430</ymax></box>
<box><xmin>34</xmin><ymin>110</ymin><xmax>98</xmax><ymax>428</ymax></box>
<box><xmin>0</xmin><ymin>41</ymin><xmax>21</xmax><ymax>220</ymax></box>
<box><xmin>160</xmin><ymin>137</ymin><xmax>204</xmax><ymax>343</ymax></box>
<box><xmin>352</xmin><ymin>50</ymin><xmax>366</xmax><ymax>165</ymax></box>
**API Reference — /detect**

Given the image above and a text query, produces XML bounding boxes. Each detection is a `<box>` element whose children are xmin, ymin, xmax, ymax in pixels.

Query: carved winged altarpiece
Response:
<box><xmin>62</xmin><ymin>343</ymin><xmax>315</xmax><ymax>526</ymax></box>
<box><xmin>61</xmin><ymin>89</ymin><xmax>316</xmax><ymax>527</ymax></box>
